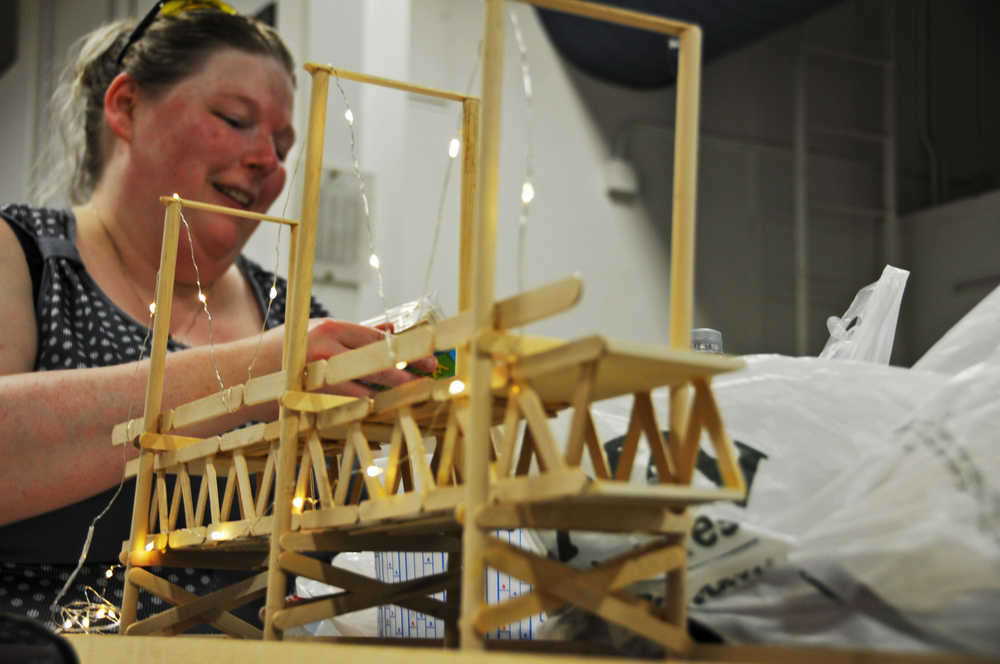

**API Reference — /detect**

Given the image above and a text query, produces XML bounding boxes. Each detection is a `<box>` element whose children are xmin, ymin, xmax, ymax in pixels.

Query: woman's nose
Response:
<box><xmin>243</xmin><ymin>132</ymin><xmax>280</xmax><ymax>176</ymax></box>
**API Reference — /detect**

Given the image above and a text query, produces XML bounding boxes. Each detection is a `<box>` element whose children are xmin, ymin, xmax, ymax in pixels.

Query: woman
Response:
<box><xmin>0</xmin><ymin>4</ymin><xmax>430</xmax><ymax>625</ymax></box>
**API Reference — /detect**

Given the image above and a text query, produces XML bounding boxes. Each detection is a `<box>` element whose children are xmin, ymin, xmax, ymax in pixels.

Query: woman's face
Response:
<box><xmin>127</xmin><ymin>48</ymin><xmax>295</xmax><ymax>268</ymax></box>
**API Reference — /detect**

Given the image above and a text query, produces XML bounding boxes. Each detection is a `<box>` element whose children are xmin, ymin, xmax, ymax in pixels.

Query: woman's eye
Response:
<box><xmin>215</xmin><ymin>112</ymin><xmax>244</xmax><ymax>128</ymax></box>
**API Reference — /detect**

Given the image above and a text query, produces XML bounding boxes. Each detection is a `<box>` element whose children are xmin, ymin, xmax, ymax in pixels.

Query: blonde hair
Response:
<box><xmin>33</xmin><ymin>21</ymin><xmax>130</xmax><ymax>205</ymax></box>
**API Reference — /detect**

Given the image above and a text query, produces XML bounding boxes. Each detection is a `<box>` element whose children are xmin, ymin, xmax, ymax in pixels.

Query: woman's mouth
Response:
<box><xmin>213</xmin><ymin>183</ymin><xmax>254</xmax><ymax>208</ymax></box>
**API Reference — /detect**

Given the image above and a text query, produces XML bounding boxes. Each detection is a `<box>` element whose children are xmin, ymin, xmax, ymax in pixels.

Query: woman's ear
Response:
<box><xmin>104</xmin><ymin>72</ymin><xmax>139</xmax><ymax>142</ymax></box>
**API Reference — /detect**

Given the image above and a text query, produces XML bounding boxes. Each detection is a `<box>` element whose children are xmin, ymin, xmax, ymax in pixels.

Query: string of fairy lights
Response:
<box><xmin>421</xmin><ymin>6</ymin><xmax>536</xmax><ymax>297</ymax></box>
<box><xmin>48</xmin><ymin>322</ymin><xmax>152</xmax><ymax>631</ymax></box>
<box><xmin>57</xmin><ymin>584</ymin><xmax>122</xmax><ymax>633</ymax></box>
<box><xmin>179</xmin><ymin>207</ymin><xmax>231</xmax><ymax>409</ymax></box>
<box><xmin>330</xmin><ymin>71</ymin><xmax>399</xmax><ymax>365</ymax></box>
<box><xmin>53</xmin><ymin>4</ymin><xmax>536</xmax><ymax>633</ymax></box>
<box><xmin>508</xmin><ymin>7</ymin><xmax>536</xmax><ymax>294</ymax></box>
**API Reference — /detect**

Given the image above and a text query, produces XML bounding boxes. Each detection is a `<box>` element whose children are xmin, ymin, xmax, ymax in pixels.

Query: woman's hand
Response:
<box><xmin>303</xmin><ymin>318</ymin><xmax>438</xmax><ymax>398</ymax></box>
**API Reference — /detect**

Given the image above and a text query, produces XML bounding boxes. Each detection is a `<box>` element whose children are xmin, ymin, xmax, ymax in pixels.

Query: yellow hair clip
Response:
<box><xmin>116</xmin><ymin>0</ymin><xmax>238</xmax><ymax>67</ymax></box>
<box><xmin>160</xmin><ymin>1</ymin><xmax>236</xmax><ymax>18</ymax></box>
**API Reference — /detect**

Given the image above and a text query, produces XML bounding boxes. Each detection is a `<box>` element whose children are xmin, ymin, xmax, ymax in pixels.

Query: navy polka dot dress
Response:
<box><xmin>0</xmin><ymin>204</ymin><xmax>329</xmax><ymax>629</ymax></box>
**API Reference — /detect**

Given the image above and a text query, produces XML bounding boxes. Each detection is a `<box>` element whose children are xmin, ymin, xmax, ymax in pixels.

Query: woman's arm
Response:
<box><xmin>0</xmin><ymin>321</ymin><xmax>433</xmax><ymax>527</ymax></box>
<box><xmin>0</xmin><ymin>219</ymin><xmax>37</xmax><ymax>376</ymax></box>
<box><xmin>0</xmin><ymin>222</ymin><xmax>433</xmax><ymax>527</ymax></box>
<box><xmin>0</xmin><ymin>354</ymin><xmax>228</xmax><ymax>526</ymax></box>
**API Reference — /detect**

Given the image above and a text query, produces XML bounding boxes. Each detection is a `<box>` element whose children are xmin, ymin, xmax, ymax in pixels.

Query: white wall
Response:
<box><xmin>247</xmin><ymin>0</ymin><xmax>889</xmax><ymax>353</ymax></box>
<box><xmin>400</xmin><ymin>1</ymin><xmax>675</xmax><ymax>345</ymax></box>
<box><xmin>0</xmin><ymin>0</ymin><xmax>40</xmax><ymax>205</ymax></box>
<box><xmin>0</xmin><ymin>0</ymin><xmax>141</xmax><ymax>206</ymax></box>
<box><xmin>902</xmin><ymin>188</ymin><xmax>1000</xmax><ymax>362</ymax></box>
<box><xmin>246</xmin><ymin>0</ymin><xmax>677</xmax><ymax>346</ymax></box>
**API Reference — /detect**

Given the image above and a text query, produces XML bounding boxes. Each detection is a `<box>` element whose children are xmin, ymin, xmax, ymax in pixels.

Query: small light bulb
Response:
<box><xmin>210</xmin><ymin>530</ymin><xmax>225</xmax><ymax>541</ymax></box>
<box><xmin>395</xmin><ymin>361</ymin><xmax>407</xmax><ymax>370</ymax></box>
<box><xmin>448</xmin><ymin>137</ymin><xmax>461</xmax><ymax>158</ymax></box>
<box><xmin>148</xmin><ymin>302</ymin><xmax>156</xmax><ymax>315</ymax></box>
<box><xmin>292</xmin><ymin>496</ymin><xmax>305</xmax><ymax>511</ymax></box>
<box><xmin>269</xmin><ymin>285</ymin><xmax>278</xmax><ymax>300</ymax></box>
<box><xmin>105</xmin><ymin>567</ymin><xmax>114</xmax><ymax>579</ymax></box>
<box><xmin>96</xmin><ymin>608</ymin><xmax>106</xmax><ymax>620</ymax></box>
<box><xmin>63</xmin><ymin>619</ymin><xmax>73</xmax><ymax>630</ymax></box>
<box><xmin>172</xmin><ymin>192</ymin><xmax>180</xmax><ymax>199</ymax></box>
<box><xmin>521</xmin><ymin>181</ymin><xmax>535</xmax><ymax>204</ymax></box>
<box><xmin>144</xmin><ymin>540</ymin><xmax>154</xmax><ymax>552</ymax></box>
<box><xmin>369</xmin><ymin>253</ymin><xmax>380</xmax><ymax>269</ymax></box>
<box><xmin>449</xmin><ymin>379</ymin><xmax>466</xmax><ymax>395</ymax></box>
<box><xmin>197</xmin><ymin>291</ymin><xmax>206</xmax><ymax>303</ymax></box>
<box><xmin>82</xmin><ymin>617</ymin><xmax>90</xmax><ymax>629</ymax></box>
<box><xmin>108</xmin><ymin>610</ymin><xmax>116</xmax><ymax>621</ymax></box>
<box><xmin>366</xmin><ymin>465</ymin><xmax>383</xmax><ymax>477</ymax></box>
<box><xmin>344</xmin><ymin>109</ymin><xmax>354</xmax><ymax>125</ymax></box>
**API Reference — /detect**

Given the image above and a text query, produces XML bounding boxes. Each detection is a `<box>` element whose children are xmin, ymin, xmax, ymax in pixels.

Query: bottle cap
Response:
<box><xmin>692</xmin><ymin>328</ymin><xmax>724</xmax><ymax>354</ymax></box>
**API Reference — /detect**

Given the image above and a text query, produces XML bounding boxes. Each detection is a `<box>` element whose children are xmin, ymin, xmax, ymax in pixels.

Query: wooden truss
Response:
<box><xmin>112</xmin><ymin>0</ymin><xmax>745</xmax><ymax>657</ymax></box>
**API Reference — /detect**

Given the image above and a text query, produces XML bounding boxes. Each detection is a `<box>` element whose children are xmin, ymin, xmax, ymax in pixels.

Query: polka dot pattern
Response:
<box><xmin>2</xmin><ymin>204</ymin><xmax>326</xmax><ymax>371</ymax></box>
<box><xmin>0</xmin><ymin>562</ymin><xmax>256</xmax><ymax>629</ymax></box>
<box><xmin>1</xmin><ymin>204</ymin><xmax>329</xmax><ymax>627</ymax></box>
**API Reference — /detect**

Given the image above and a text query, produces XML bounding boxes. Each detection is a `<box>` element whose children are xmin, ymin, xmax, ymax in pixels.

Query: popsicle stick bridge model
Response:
<box><xmin>110</xmin><ymin>0</ymin><xmax>746</xmax><ymax>656</ymax></box>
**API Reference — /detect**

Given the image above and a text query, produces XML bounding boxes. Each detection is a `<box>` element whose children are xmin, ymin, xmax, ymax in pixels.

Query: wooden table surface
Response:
<box><xmin>63</xmin><ymin>635</ymin><xmax>990</xmax><ymax>664</ymax></box>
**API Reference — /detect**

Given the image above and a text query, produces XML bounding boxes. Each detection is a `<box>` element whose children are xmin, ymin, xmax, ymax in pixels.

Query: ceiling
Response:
<box><xmin>535</xmin><ymin>0</ymin><xmax>844</xmax><ymax>89</ymax></box>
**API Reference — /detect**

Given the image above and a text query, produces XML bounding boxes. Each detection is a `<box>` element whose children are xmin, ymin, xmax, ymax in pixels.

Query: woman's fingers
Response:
<box><xmin>305</xmin><ymin>318</ymin><xmax>439</xmax><ymax>384</ymax></box>
<box><xmin>407</xmin><ymin>354</ymin><xmax>439</xmax><ymax>375</ymax></box>
<box><xmin>308</xmin><ymin>318</ymin><xmax>385</xmax><ymax>348</ymax></box>
<box><xmin>306</xmin><ymin>319</ymin><xmax>377</xmax><ymax>363</ymax></box>
<box><xmin>359</xmin><ymin>367</ymin><xmax>423</xmax><ymax>389</ymax></box>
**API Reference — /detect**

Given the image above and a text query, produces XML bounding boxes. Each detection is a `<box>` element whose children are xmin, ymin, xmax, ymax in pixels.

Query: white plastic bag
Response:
<box><xmin>686</xmin><ymin>565</ymin><xmax>938</xmax><ymax>652</ymax></box>
<box><xmin>524</xmin><ymin>280</ymin><xmax>1000</xmax><ymax>656</ymax></box>
<box><xmin>793</xmin><ymin>344</ymin><xmax>1000</xmax><ymax>656</ymax></box>
<box><xmin>290</xmin><ymin>552</ymin><xmax>380</xmax><ymax>637</ymax></box>
<box><xmin>820</xmin><ymin>265</ymin><xmax>909</xmax><ymax>364</ymax></box>
<box><xmin>549</xmin><ymin>355</ymin><xmax>940</xmax><ymax>542</ymax></box>
<box><xmin>536</xmin><ymin>355</ymin><xmax>950</xmax><ymax>652</ymax></box>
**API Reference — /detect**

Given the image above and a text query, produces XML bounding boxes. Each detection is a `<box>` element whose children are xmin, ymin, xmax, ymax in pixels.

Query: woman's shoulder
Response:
<box><xmin>0</xmin><ymin>204</ymin><xmax>75</xmax><ymax>239</ymax></box>
<box><xmin>237</xmin><ymin>252</ymin><xmax>283</xmax><ymax>286</ymax></box>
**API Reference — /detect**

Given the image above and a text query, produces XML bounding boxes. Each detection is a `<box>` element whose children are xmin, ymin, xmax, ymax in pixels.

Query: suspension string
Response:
<box><xmin>330</xmin><ymin>69</ymin><xmax>396</xmax><ymax>362</ymax></box>
<box><xmin>508</xmin><ymin>6</ymin><xmax>536</xmax><ymax>295</ymax></box>
<box><xmin>247</xmin><ymin>138</ymin><xmax>308</xmax><ymax>382</ymax></box>
<box><xmin>178</xmin><ymin>209</ymin><xmax>231</xmax><ymax>412</ymax></box>
<box><xmin>420</xmin><ymin>136</ymin><xmax>460</xmax><ymax>298</ymax></box>
<box><xmin>421</xmin><ymin>43</ymin><xmax>484</xmax><ymax>297</ymax></box>
<box><xmin>420</xmin><ymin>7</ymin><xmax>536</xmax><ymax>300</ymax></box>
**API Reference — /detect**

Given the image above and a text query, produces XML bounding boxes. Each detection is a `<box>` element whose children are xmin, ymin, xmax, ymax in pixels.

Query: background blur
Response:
<box><xmin>2</xmin><ymin>0</ymin><xmax>997</xmax><ymax>365</ymax></box>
